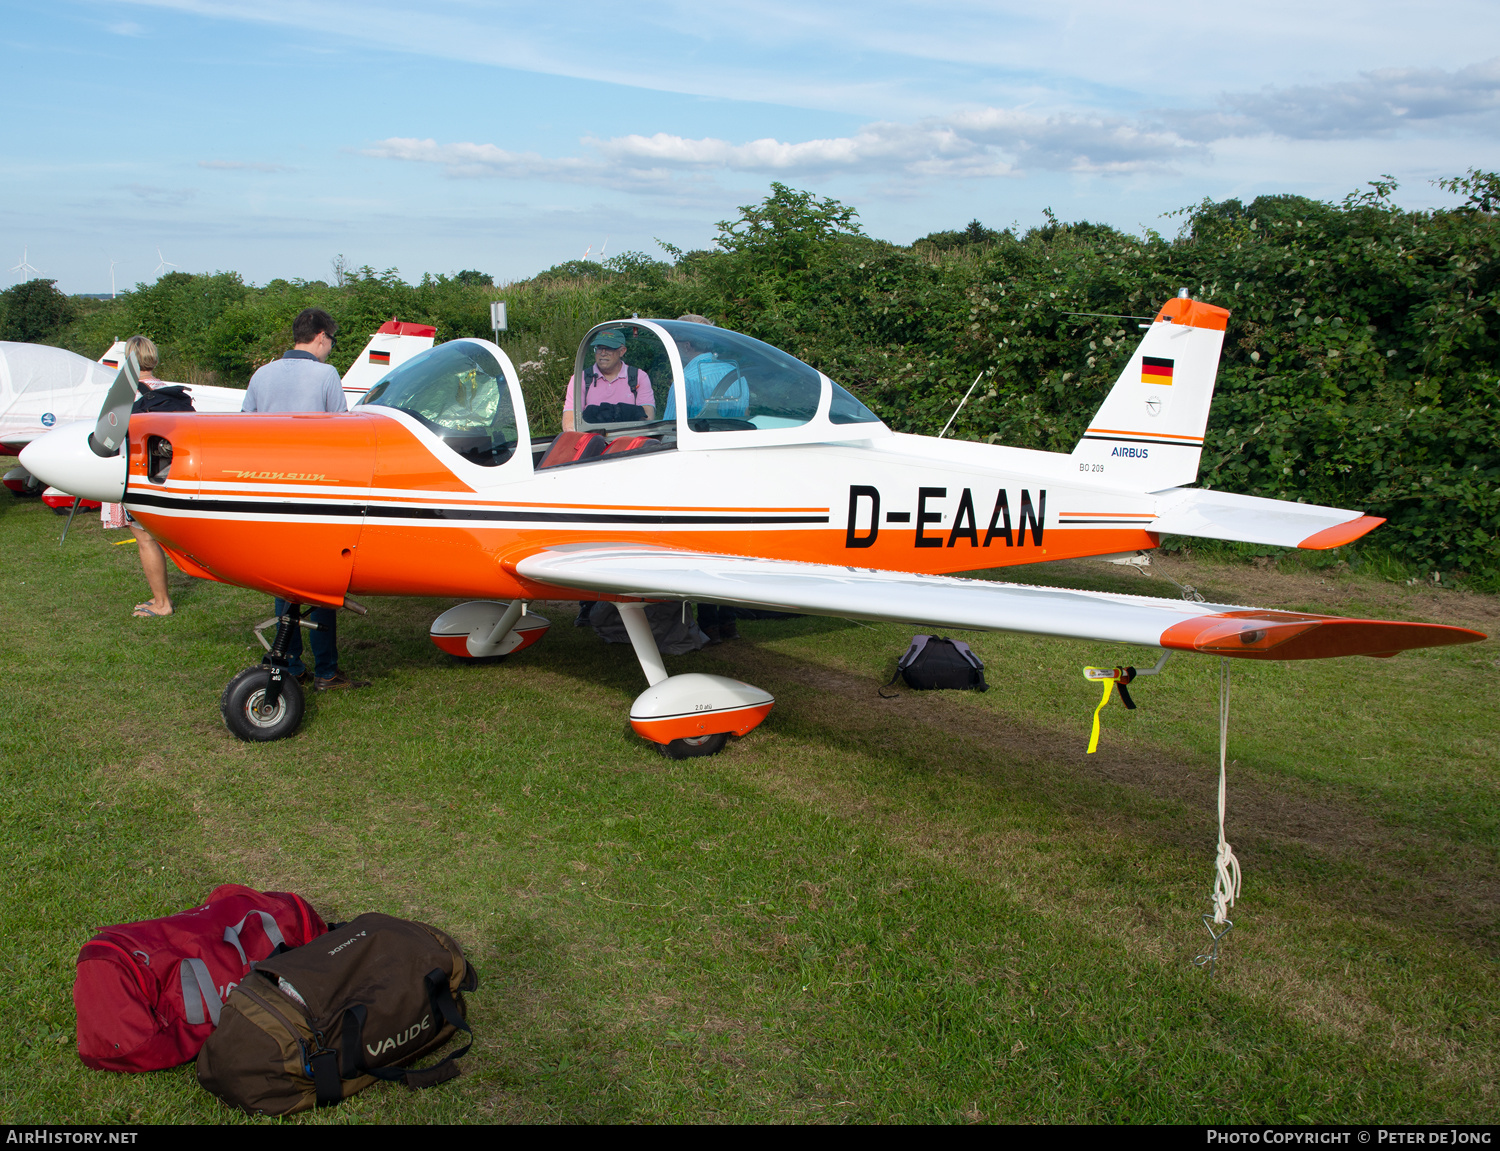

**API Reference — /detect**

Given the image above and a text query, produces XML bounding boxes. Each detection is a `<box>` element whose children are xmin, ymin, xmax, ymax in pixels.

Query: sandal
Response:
<box><xmin>132</xmin><ymin>605</ymin><xmax>171</xmax><ymax>618</ymax></box>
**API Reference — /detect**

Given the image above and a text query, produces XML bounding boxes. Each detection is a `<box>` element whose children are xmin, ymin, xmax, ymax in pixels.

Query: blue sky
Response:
<box><xmin>6</xmin><ymin>0</ymin><xmax>1500</xmax><ymax>292</ymax></box>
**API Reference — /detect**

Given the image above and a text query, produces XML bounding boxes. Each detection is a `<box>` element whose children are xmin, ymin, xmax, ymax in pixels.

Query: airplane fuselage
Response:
<box><xmin>124</xmin><ymin>410</ymin><xmax>1159</xmax><ymax>608</ymax></box>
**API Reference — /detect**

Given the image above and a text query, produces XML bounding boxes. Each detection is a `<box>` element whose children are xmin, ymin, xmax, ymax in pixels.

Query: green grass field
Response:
<box><xmin>1</xmin><ymin>496</ymin><xmax>1496</xmax><ymax>1124</ymax></box>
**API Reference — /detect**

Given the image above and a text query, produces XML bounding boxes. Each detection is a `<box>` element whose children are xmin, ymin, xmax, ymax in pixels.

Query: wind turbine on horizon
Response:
<box><xmin>108</xmin><ymin>256</ymin><xmax>120</xmax><ymax>298</ymax></box>
<box><xmin>11</xmin><ymin>246</ymin><xmax>40</xmax><ymax>280</ymax></box>
<box><xmin>153</xmin><ymin>247</ymin><xmax>177</xmax><ymax>277</ymax></box>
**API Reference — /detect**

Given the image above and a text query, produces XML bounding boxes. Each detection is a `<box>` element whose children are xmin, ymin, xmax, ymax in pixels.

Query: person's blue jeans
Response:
<box><xmin>273</xmin><ymin>598</ymin><xmax>338</xmax><ymax>679</ymax></box>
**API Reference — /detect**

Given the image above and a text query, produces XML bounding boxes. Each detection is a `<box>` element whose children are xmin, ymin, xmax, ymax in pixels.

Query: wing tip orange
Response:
<box><xmin>1161</xmin><ymin>610</ymin><xmax>1487</xmax><ymax>660</ymax></box>
<box><xmin>1299</xmin><ymin>515</ymin><xmax>1386</xmax><ymax>550</ymax></box>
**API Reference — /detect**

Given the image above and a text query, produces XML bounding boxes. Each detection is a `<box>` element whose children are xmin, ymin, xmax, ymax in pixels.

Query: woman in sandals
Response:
<box><xmin>123</xmin><ymin>336</ymin><xmax>173</xmax><ymax>619</ymax></box>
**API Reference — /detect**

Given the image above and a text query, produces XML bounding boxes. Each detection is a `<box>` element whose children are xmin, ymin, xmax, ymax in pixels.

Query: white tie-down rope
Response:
<box><xmin>1195</xmin><ymin>658</ymin><xmax>1242</xmax><ymax>975</ymax></box>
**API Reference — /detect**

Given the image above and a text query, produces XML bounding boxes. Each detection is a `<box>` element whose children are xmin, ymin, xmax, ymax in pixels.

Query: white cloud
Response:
<box><xmin>366</xmin><ymin>53</ymin><xmax>1500</xmax><ymax>198</ymax></box>
<box><xmin>1175</xmin><ymin>57</ymin><xmax>1500</xmax><ymax>141</ymax></box>
<box><xmin>591</xmin><ymin>123</ymin><xmax>1006</xmax><ymax>176</ymax></box>
<box><xmin>371</xmin><ymin>108</ymin><xmax>1202</xmax><ymax>193</ymax></box>
<box><xmin>361</xmin><ymin>138</ymin><xmax>682</xmax><ymax>192</ymax></box>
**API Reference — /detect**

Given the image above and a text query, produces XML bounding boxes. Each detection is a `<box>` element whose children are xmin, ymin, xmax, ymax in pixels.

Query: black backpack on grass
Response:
<box><xmin>196</xmin><ymin>913</ymin><xmax>478</xmax><ymax>1116</ymax></box>
<box><xmin>885</xmin><ymin>635</ymin><xmax>988</xmax><ymax>693</ymax></box>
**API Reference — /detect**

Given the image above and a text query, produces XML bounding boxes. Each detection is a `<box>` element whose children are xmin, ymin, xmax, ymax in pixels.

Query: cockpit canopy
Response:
<box><xmin>571</xmin><ymin>320</ymin><xmax>882</xmax><ymax>438</ymax></box>
<box><xmin>359</xmin><ymin>340</ymin><xmax>518</xmax><ymax>466</ymax></box>
<box><xmin>357</xmin><ymin>321</ymin><xmax>886</xmax><ymax>474</ymax></box>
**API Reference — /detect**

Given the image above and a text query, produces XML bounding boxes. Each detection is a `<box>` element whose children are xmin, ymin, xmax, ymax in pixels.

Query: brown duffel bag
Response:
<box><xmin>196</xmin><ymin>913</ymin><xmax>479</xmax><ymax>1116</ymax></box>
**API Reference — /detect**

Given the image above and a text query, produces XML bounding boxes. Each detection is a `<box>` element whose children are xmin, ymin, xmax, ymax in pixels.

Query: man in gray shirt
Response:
<box><xmin>242</xmin><ymin>310</ymin><xmax>347</xmax><ymax>413</ymax></box>
<box><xmin>243</xmin><ymin>307</ymin><xmax>368</xmax><ymax>691</ymax></box>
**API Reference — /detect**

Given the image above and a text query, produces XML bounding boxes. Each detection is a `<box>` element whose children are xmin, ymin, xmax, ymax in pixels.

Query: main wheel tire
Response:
<box><xmin>656</xmin><ymin>733</ymin><xmax>728</xmax><ymax>759</ymax></box>
<box><xmin>221</xmin><ymin>667</ymin><xmax>306</xmax><ymax>742</ymax></box>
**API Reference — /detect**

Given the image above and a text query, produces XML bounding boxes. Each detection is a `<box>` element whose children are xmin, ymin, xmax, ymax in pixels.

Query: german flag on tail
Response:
<box><xmin>1141</xmin><ymin>356</ymin><xmax>1174</xmax><ymax>386</ymax></box>
<box><xmin>369</xmin><ymin>350</ymin><xmax>391</xmax><ymax>365</ymax></box>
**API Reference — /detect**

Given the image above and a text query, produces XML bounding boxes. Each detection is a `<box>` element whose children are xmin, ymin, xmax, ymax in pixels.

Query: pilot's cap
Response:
<box><xmin>590</xmin><ymin>329</ymin><xmax>628</xmax><ymax>349</ymax></box>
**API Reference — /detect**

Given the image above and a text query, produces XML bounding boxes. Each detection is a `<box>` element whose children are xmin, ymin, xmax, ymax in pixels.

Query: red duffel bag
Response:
<box><xmin>74</xmin><ymin>883</ymin><xmax>327</xmax><ymax>1072</ymax></box>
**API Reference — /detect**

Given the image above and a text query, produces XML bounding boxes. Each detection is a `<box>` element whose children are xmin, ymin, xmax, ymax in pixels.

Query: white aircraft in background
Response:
<box><xmin>3</xmin><ymin>321</ymin><xmax>435</xmax><ymax>504</ymax></box>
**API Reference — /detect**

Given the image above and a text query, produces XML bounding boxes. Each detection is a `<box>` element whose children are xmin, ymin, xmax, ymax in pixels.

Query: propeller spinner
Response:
<box><xmin>19</xmin><ymin>351</ymin><xmax>142</xmax><ymax>502</ymax></box>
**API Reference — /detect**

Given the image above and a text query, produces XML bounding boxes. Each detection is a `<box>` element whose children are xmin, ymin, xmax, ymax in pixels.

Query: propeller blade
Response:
<box><xmin>89</xmin><ymin>351</ymin><xmax>141</xmax><ymax>458</ymax></box>
<box><xmin>59</xmin><ymin>496</ymin><xmax>82</xmax><ymax>545</ymax></box>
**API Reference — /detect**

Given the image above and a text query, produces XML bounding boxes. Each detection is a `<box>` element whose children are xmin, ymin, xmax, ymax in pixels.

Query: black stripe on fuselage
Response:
<box><xmin>125</xmin><ymin>490</ymin><xmax>829</xmax><ymax>526</ymax></box>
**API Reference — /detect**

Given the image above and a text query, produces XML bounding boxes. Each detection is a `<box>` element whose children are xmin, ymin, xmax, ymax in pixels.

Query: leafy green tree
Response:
<box><xmin>0</xmin><ymin>279</ymin><xmax>77</xmax><ymax>343</ymax></box>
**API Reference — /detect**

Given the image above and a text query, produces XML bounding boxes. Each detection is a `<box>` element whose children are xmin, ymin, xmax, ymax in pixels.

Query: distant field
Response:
<box><xmin>1</xmin><ymin>496</ymin><xmax>1495</xmax><ymax>1124</ymax></box>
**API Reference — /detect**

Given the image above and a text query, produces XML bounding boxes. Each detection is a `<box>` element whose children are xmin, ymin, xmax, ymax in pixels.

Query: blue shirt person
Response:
<box><xmin>663</xmin><ymin>317</ymin><xmax>749</xmax><ymax>421</ymax></box>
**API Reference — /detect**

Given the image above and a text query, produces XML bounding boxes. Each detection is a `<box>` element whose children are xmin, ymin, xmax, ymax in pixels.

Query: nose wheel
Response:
<box><xmin>221</xmin><ymin>667</ymin><xmax>305</xmax><ymax>741</ymax></box>
<box><xmin>221</xmin><ymin>603</ymin><xmax>312</xmax><ymax>742</ymax></box>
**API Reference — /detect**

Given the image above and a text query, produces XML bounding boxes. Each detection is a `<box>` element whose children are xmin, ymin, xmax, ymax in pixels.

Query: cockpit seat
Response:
<box><xmin>537</xmin><ymin>431</ymin><xmax>607</xmax><ymax>469</ymax></box>
<box><xmin>601</xmin><ymin>436</ymin><xmax>652</xmax><ymax>456</ymax></box>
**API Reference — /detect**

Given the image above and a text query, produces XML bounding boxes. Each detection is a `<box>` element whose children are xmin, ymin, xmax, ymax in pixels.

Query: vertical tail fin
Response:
<box><xmin>340</xmin><ymin>320</ymin><xmax>437</xmax><ymax>402</ymax></box>
<box><xmin>1070</xmin><ymin>296</ymin><xmax>1229</xmax><ymax>490</ymax></box>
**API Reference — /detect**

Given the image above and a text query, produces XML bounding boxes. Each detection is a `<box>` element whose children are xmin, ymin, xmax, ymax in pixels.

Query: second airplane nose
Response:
<box><xmin>19</xmin><ymin>420</ymin><xmax>128</xmax><ymax>503</ymax></box>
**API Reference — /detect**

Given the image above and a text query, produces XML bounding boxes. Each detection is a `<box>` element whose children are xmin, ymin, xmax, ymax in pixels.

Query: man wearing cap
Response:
<box><xmin>561</xmin><ymin>329</ymin><xmax>654</xmax><ymax>432</ymax></box>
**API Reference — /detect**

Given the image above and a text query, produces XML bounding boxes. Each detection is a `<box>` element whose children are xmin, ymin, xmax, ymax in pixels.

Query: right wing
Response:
<box><xmin>514</xmin><ymin>544</ymin><xmax>1485</xmax><ymax>661</ymax></box>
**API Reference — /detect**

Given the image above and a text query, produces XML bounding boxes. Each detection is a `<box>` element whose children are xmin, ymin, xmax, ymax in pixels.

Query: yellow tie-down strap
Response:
<box><xmin>1082</xmin><ymin>666</ymin><xmax>1129</xmax><ymax>754</ymax></box>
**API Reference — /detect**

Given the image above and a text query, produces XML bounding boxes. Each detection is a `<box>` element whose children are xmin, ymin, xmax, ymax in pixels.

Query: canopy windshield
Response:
<box><xmin>536</xmin><ymin>320</ymin><xmax>886</xmax><ymax>470</ymax></box>
<box><xmin>359</xmin><ymin>340</ymin><xmax>519</xmax><ymax>467</ymax></box>
<box><xmin>656</xmin><ymin>321</ymin><xmax>831</xmax><ymax>432</ymax></box>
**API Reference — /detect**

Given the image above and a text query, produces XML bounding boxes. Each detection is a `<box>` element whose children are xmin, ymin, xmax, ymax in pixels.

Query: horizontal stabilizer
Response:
<box><xmin>514</xmin><ymin>544</ymin><xmax>1483</xmax><ymax>661</ymax></box>
<box><xmin>1152</xmin><ymin>488</ymin><xmax>1384</xmax><ymax>550</ymax></box>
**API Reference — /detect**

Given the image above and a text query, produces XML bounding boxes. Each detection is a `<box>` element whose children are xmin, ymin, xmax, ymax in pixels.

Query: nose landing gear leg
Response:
<box><xmin>221</xmin><ymin>604</ymin><xmax>309</xmax><ymax>742</ymax></box>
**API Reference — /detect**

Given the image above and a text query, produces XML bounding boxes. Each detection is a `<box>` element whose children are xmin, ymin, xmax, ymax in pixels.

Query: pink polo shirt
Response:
<box><xmin>562</xmin><ymin>363</ymin><xmax>654</xmax><ymax>412</ymax></box>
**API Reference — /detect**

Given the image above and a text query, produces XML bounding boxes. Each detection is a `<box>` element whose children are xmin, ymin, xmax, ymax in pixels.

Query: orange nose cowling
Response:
<box><xmin>128</xmin><ymin>412</ymin><xmax>377</xmax><ymax>607</ymax></box>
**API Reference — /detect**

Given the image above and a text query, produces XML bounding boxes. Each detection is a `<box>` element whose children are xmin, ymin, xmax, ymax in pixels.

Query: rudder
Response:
<box><xmin>1071</xmin><ymin>295</ymin><xmax>1229</xmax><ymax>490</ymax></box>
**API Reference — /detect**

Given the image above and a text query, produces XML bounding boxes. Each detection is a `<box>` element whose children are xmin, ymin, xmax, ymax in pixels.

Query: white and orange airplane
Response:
<box><xmin>21</xmin><ymin>295</ymin><xmax>1486</xmax><ymax>753</ymax></box>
